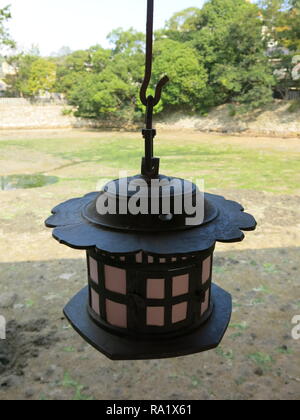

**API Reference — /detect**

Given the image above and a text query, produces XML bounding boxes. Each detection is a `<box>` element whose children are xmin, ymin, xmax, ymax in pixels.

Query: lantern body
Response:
<box><xmin>63</xmin><ymin>248</ymin><xmax>233</xmax><ymax>360</ymax></box>
<box><xmin>86</xmin><ymin>248</ymin><xmax>214</xmax><ymax>336</ymax></box>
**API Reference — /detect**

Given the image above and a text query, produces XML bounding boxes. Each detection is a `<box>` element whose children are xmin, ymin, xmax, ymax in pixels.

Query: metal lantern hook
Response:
<box><xmin>140</xmin><ymin>0</ymin><xmax>169</xmax><ymax>179</ymax></box>
<box><xmin>139</xmin><ymin>0</ymin><xmax>169</xmax><ymax>107</ymax></box>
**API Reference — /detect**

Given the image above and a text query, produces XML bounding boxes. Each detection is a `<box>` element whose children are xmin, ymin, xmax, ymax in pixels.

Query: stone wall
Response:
<box><xmin>0</xmin><ymin>100</ymin><xmax>76</xmax><ymax>129</ymax></box>
<box><xmin>0</xmin><ymin>99</ymin><xmax>133</xmax><ymax>130</ymax></box>
<box><xmin>156</xmin><ymin>101</ymin><xmax>300</xmax><ymax>137</ymax></box>
<box><xmin>0</xmin><ymin>98</ymin><xmax>299</xmax><ymax>136</ymax></box>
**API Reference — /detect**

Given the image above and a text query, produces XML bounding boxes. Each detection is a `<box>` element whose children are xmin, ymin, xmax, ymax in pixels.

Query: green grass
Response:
<box><xmin>229</xmin><ymin>332</ymin><xmax>243</xmax><ymax>340</ymax></box>
<box><xmin>215</xmin><ymin>347</ymin><xmax>234</xmax><ymax>360</ymax></box>
<box><xmin>62</xmin><ymin>372</ymin><xmax>94</xmax><ymax>401</ymax></box>
<box><xmin>248</xmin><ymin>352</ymin><xmax>274</xmax><ymax>367</ymax></box>
<box><xmin>253</xmin><ymin>285</ymin><xmax>272</xmax><ymax>294</ymax></box>
<box><xmin>263</xmin><ymin>263</ymin><xmax>279</xmax><ymax>273</ymax></box>
<box><xmin>25</xmin><ymin>299</ymin><xmax>34</xmax><ymax>308</ymax></box>
<box><xmin>287</xmin><ymin>100</ymin><xmax>300</xmax><ymax>113</ymax></box>
<box><xmin>248</xmin><ymin>298</ymin><xmax>265</xmax><ymax>306</ymax></box>
<box><xmin>229</xmin><ymin>321</ymin><xmax>249</xmax><ymax>331</ymax></box>
<box><xmin>190</xmin><ymin>376</ymin><xmax>203</xmax><ymax>388</ymax></box>
<box><xmin>0</xmin><ymin>134</ymin><xmax>299</xmax><ymax>193</ymax></box>
<box><xmin>62</xmin><ymin>346</ymin><xmax>76</xmax><ymax>353</ymax></box>
<box><xmin>275</xmin><ymin>346</ymin><xmax>293</xmax><ymax>355</ymax></box>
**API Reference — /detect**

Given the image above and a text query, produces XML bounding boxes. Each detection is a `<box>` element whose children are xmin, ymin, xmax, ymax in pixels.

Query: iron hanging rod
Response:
<box><xmin>140</xmin><ymin>0</ymin><xmax>169</xmax><ymax>107</ymax></box>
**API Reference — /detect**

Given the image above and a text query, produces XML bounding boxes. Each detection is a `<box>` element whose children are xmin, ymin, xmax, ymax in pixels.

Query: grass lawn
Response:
<box><xmin>0</xmin><ymin>131</ymin><xmax>299</xmax><ymax>194</ymax></box>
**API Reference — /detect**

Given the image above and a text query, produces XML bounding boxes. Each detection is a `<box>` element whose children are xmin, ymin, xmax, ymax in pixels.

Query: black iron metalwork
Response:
<box><xmin>64</xmin><ymin>283</ymin><xmax>231</xmax><ymax>360</ymax></box>
<box><xmin>140</xmin><ymin>0</ymin><xmax>169</xmax><ymax>178</ymax></box>
<box><xmin>45</xmin><ymin>0</ymin><xmax>257</xmax><ymax>361</ymax></box>
<box><xmin>80</xmin><ymin>176</ymin><xmax>220</xmax><ymax>232</ymax></box>
<box><xmin>86</xmin><ymin>248</ymin><xmax>214</xmax><ymax>338</ymax></box>
<box><xmin>45</xmin><ymin>191</ymin><xmax>255</xmax><ymax>253</ymax></box>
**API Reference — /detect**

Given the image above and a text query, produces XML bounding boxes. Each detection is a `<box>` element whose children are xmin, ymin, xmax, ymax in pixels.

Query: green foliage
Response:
<box><xmin>61</xmin><ymin>107</ymin><xmax>73</xmax><ymax>116</ymax></box>
<box><xmin>258</xmin><ymin>1</ymin><xmax>300</xmax><ymax>99</ymax></box>
<box><xmin>54</xmin><ymin>32</ymin><xmax>144</xmax><ymax>120</ymax></box>
<box><xmin>162</xmin><ymin>7</ymin><xmax>202</xmax><ymax>42</ymax></box>
<box><xmin>152</xmin><ymin>39</ymin><xmax>208</xmax><ymax>112</ymax></box>
<box><xmin>175</xmin><ymin>0</ymin><xmax>275</xmax><ymax>111</ymax></box>
<box><xmin>272</xmin><ymin>54</ymin><xmax>297</xmax><ymax>98</ymax></box>
<box><xmin>55</xmin><ymin>49</ymin><xmax>92</xmax><ymax>93</ymax></box>
<box><xmin>5</xmin><ymin>0</ymin><xmax>300</xmax><ymax>118</ymax></box>
<box><xmin>0</xmin><ymin>5</ymin><xmax>15</xmax><ymax>48</ymax></box>
<box><xmin>260</xmin><ymin>2</ymin><xmax>300</xmax><ymax>74</ymax></box>
<box><xmin>26</xmin><ymin>58</ymin><xmax>57</xmax><ymax>96</ymax></box>
<box><xmin>5</xmin><ymin>54</ymin><xmax>35</xmax><ymax>96</ymax></box>
<box><xmin>48</xmin><ymin>1</ymin><xmax>282</xmax><ymax>118</ymax></box>
<box><xmin>60</xmin><ymin>0</ymin><xmax>277</xmax><ymax>119</ymax></box>
<box><xmin>5</xmin><ymin>55</ymin><xmax>57</xmax><ymax>97</ymax></box>
<box><xmin>107</xmin><ymin>27</ymin><xmax>145</xmax><ymax>55</ymax></box>
<box><xmin>165</xmin><ymin>7</ymin><xmax>201</xmax><ymax>32</ymax></box>
<box><xmin>248</xmin><ymin>352</ymin><xmax>274</xmax><ymax>366</ymax></box>
<box><xmin>258</xmin><ymin>0</ymin><xmax>284</xmax><ymax>38</ymax></box>
<box><xmin>277</xmin><ymin>1</ymin><xmax>300</xmax><ymax>51</ymax></box>
<box><xmin>288</xmin><ymin>99</ymin><xmax>300</xmax><ymax>111</ymax></box>
<box><xmin>68</xmin><ymin>70</ymin><xmax>134</xmax><ymax>119</ymax></box>
<box><xmin>62</xmin><ymin>372</ymin><xmax>94</xmax><ymax>400</ymax></box>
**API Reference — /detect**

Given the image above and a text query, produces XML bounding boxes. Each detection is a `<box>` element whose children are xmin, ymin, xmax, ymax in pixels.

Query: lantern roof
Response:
<box><xmin>45</xmin><ymin>191</ymin><xmax>256</xmax><ymax>255</ymax></box>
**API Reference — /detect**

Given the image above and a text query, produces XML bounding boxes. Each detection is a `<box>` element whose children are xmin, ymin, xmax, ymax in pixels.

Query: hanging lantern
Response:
<box><xmin>45</xmin><ymin>0</ymin><xmax>256</xmax><ymax>360</ymax></box>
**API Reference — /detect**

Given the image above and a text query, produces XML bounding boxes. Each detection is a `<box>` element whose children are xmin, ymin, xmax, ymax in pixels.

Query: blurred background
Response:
<box><xmin>0</xmin><ymin>0</ymin><xmax>299</xmax><ymax>400</ymax></box>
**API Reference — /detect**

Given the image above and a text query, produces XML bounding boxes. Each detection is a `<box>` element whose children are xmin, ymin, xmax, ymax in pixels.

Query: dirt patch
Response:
<box><xmin>0</xmin><ymin>319</ymin><xmax>58</xmax><ymax>387</ymax></box>
<box><xmin>0</xmin><ymin>147</ymin><xmax>68</xmax><ymax>176</ymax></box>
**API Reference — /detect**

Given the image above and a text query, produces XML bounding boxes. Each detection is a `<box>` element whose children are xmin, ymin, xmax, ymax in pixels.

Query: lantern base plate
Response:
<box><xmin>63</xmin><ymin>283</ymin><xmax>232</xmax><ymax>360</ymax></box>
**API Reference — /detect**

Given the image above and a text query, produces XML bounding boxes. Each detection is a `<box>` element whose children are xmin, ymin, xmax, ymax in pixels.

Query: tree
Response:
<box><xmin>10</xmin><ymin>1</ymin><xmax>288</xmax><ymax>119</ymax></box>
<box><xmin>55</xmin><ymin>49</ymin><xmax>92</xmax><ymax>94</ymax></box>
<box><xmin>107</xmin><ymin>28</ymin><xmax>145</xmax><ymax>55</ymax></box>
<box><xmin>67</xmin><ymin>70</ymin><xmax>134</xmax><ymax>119</ymax></box>
<box><xmin>5</xmin><ymin>55</ymin><xmax>56</xmax><ymax>97</ymax></box>
<box><xmin>151</xmin><ymin>39</ymin><xmax>208</xmax><ymax>112</ymax></box>
<box><xmin>279</xmin><ymin>1</ymin><xmax>300</xmax><ymax>51</ymax></box>
<box><xmin>63</xmin><ymin>30</ymin><xmax>146</xmax><ymax>120</ymax></box>
<box><xmin>4</xmin><ymin>54</ymin><xmax>37</xmax><ymax>96</ymax></box>
<box><xmin>0</xmin><ymin>5</ymin><xmax>15</xmax><ymax>49</ymax></box>
<box><xmin>258</xmin><ymin>0</ymin><xmax>300</xmax><ymax>51</ymax></box>
<box><xmin>258</xmin><ymin>0</ymin><xmax>284</xmax><ymax>26</ymax></box>
<box><xmin>164</xmin><ymin>0</ymin><xmax>275</xmax><ymax>110</ymax></box>
<box><xmin>91</xmin><ymin>46</ymin><xmax>111</xmax><ymax>73</ymax></box>
<box><xmin>26</xmin><ymin>58</ymin><xmax>57</xmax><ymax>96</ymax></box>
<box><xmin>272</xmin><ymin>53</ymin><xmax>299</xmax><ymax>98</ymax></box>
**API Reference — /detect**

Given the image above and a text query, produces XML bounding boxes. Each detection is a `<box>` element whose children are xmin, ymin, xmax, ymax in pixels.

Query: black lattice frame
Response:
<box><xmin>64</xmin><ymin>283</ymin><xmax>232</xmax><ymax>360</ymax></box>
<box><xmin>86</xmin><ymin>247</ymin><xmax>214</xmax><ymax>338</ymax></box>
